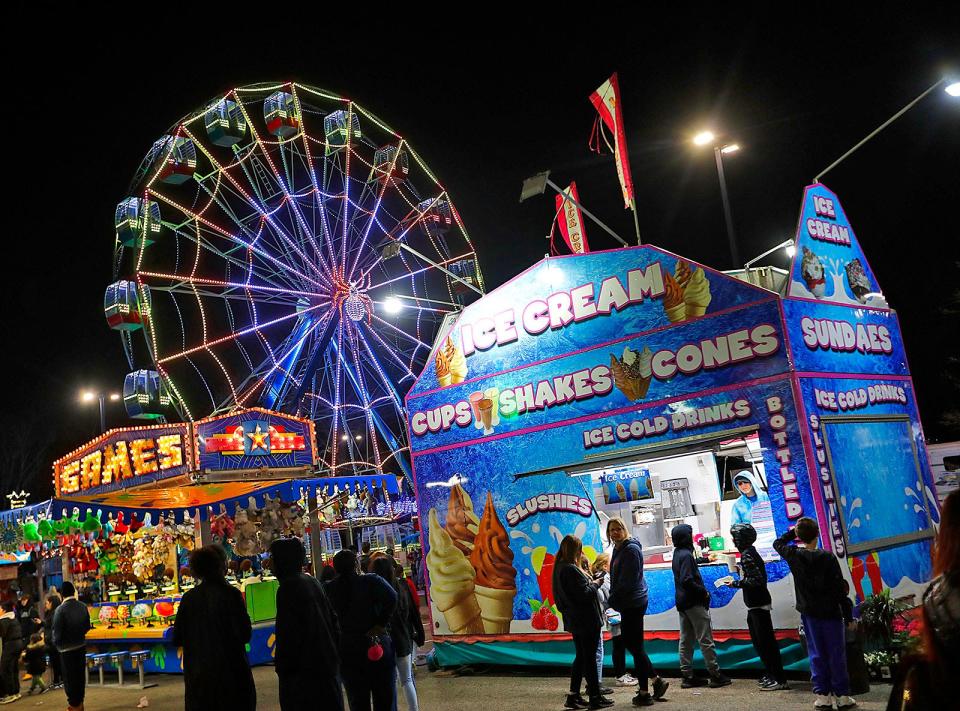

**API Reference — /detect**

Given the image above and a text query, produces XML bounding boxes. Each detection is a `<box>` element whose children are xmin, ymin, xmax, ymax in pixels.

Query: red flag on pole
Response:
<box><xmin>554</xmin><ymin>181</ymin><xmax>590</xmax><ymax>254</ymax></box>
<box><xmin>589</xmin><ymin>72</ymin><xmax>635</xmax><ymax>210</ymax></box>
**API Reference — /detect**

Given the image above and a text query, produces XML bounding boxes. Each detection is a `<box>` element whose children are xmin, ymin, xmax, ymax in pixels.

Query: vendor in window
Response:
<box><xmin>730</xmin><ymin>472</ymin><xmax>770</xmax><ymax>526</ymax></box>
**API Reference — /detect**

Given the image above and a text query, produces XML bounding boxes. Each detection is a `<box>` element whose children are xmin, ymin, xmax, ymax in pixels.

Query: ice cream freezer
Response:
<box><xmin>406</xmin><ymin>184</ymin><xmax>940</xmax><ymax>670</ymax></box>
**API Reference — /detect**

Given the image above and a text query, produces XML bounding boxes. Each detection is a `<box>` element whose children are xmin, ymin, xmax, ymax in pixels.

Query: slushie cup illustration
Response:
<box><xmin>484</xmin><ymin>387</ymin><xmax>501</xmax><ymax>426</ymax></box>
<box><xmin>479</xmin><ymin>398</ymin><xmax>494</xmax><ymax>435</ymax></box>
<box><xmin>469</xmin><ymin>391</ymin><xmax>485</xmax><ymax>430</ymax></box>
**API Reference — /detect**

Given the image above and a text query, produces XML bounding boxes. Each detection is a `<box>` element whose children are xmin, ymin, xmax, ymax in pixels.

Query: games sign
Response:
<box><xmin>54</xmin><ymin>424</ymin><xmax>191</xmax><ymax>497</ymax></box>
<box><xmin>195</xmin><ymin>407</ymin><xmax>316</xmax><ymax>471</ymax></box>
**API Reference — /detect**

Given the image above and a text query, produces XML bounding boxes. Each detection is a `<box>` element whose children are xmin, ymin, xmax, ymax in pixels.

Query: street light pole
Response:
<box><xmin>98</xmin><ymin>395</ymin><xmax>106</xmax><ymax>435</ymax></box>
<box><xmin>714</xmin><ymin>146</ymin><xmax>740</xmax><ymax>268</ymax></box>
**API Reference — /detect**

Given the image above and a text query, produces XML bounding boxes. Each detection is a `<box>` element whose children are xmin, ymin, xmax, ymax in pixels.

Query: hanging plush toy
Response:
<box><xmin>22</xmin><ymin>518</ymin><xmax>41</xmax><ymax>548</ymax></box>
<box><xmin>128</xmin><ymin>512</ymin><xmax>144</xmax><ymax>535</ymax></box>
<box><xmin>113</xmin><ymin>512</ymin><xmax>129</xmax><ymax>535</ymax></box>
<box><xmin>38</xmin><ymin>515</ymin><xmax>55</xmax><ymax>542</ymax></box>
<box><xmin>234</xmin><ymin>507</ymin><xmax>258</xmax><ymax>557</ymax></box>
<box><xmin>81</xmin><ymin>509</ymin><xmax>103</xmax><ymax>540</ymax></box>
<box><xmin>258</xmin><ymin>495</ymin><xmax>283</xmax><ymax>550</ymax></box>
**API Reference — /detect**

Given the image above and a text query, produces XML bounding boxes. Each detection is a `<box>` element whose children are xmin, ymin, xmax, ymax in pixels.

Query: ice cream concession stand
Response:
<box><xmin>407</xmin><ymin>184</ymin><xmax>939</xmax><ymax>670</ymax></box>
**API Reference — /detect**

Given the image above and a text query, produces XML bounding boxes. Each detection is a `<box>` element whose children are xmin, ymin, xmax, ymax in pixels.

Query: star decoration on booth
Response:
<box><xmin>247</xmin><ymin>424</ymin><xmax>270</xmax><ymax>452</ymax></box>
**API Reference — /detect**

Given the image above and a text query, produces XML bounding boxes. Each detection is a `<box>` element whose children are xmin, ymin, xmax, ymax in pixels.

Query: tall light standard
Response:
<box><xmin>815</xmin><ymin>76</ymin><xmax>959</xmax><ymax>182</ymax></box>
<box><xmin>80</xmin><ymin>390</ymin><xmax>120</xmax><ymax>434</ymax></box>
<box><xmin>743</xmin><ymin>238</ymin><xmax>796</xmax><ymax>283</ymax></box>
<box><xmin>694</xmin><ymin>131</ymin><xmax>741</xmax><ymax>268</ymax></box>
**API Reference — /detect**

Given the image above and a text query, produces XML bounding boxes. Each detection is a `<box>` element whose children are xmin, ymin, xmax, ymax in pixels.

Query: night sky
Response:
<box><xmin>5</xmin><ymin>11</ymin><xmax>958</xmax><ymax>499</ymax></box>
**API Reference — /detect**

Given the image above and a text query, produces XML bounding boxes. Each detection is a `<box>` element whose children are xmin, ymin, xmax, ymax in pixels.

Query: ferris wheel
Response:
<box><xmin>106</xmin><ymin>82</ymin><xmax>484</xmax><ymax>479</ymax></box>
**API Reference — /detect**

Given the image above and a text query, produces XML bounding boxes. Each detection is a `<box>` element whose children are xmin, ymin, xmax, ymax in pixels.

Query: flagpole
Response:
<box><xmin>629</xmin><ymin>198</ymin><xmax>642</xmax><ymax>245</ymax></box>
<box><xmin>548</xmin><ymin>179</ymin><xmax>629</xmax><ymax>247</ymax></box>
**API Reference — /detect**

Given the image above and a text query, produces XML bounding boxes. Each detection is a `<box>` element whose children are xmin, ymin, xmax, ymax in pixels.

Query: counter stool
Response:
<box><xmin>107</xmin><ymin>651</ymin><xmax>129</xmax><ymax>686</ymax></box>
<box><xmin>128</xmin><ymin>650</ymin><xmax>157</xmax><ymax>689</ymax></box>
<box><xmin>86</xmin><ymin>652</ymin><xmax>111</xmax><ymax>686</ymax></box>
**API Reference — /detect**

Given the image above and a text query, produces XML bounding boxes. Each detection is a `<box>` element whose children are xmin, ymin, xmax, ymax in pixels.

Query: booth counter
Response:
<box><xmin>406</xmin><ymin>183</ymin><xmax>937</xmax><ymax>669</ymax></box>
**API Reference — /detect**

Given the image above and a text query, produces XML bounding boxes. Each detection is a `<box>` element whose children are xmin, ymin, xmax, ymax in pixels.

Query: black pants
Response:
<box><xmin>570</xmin><ymin>627</ymin><xmax>601</xmax><ymax>698</ymax></box>
<box><xmin>47</xmin><ymin>646</ymin><xmax>62</xmax><ymax>684</ymax></box>
<box><xmin>612</xmin><ymin>634</ymin><xmax>626</xmax><ymax>678</ymax></box>
<box><xmin>619</xmin><ymin>606</ymin><xmax>656</xmax><ymax>692</ymax></box>
<box><xmin>340</xmin><ymin>638</ymin><xmax>397</xmax><ymax>711</ymax></box>
<box><xmin>0</xmin><ymin>652</ymin><xmax>19</xmax><ymax>697</ymax></box>
<box><xmin>280</xmin><ymin>671</ymin><xmax>343</xmax><ymax>711</ymax></box>
<box><xmin>747</xmin><ymin>608</ymin><xmax>785</xmax><ymax>683</ymax></box>
<box><xmin>60</xmin><ymin>648</ymin><xmax>86</xmax><ymax>708</ymax></box>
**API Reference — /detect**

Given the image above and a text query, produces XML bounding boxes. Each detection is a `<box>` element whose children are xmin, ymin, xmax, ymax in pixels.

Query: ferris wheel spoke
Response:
<box><xmin>149</xmin><ymin>190</ymin><xmax>330</xmax><ymax>293</ymax></box>
<box><xmin>357</xmin><ymin>321</ymin><xmax>416</xmax><ymax>382</ymax></box>
<box><xmin>346</xmin><ymin>139</ymin><xmax>406</xmax><ymax>280</ymax></box>
<box><xmin>228</xmin><ymin>94</ymin><xmax>334</xmax><ymax>282</ymax></box>
<box><xmin>138</xmin><ymin>271</ymin><xmax>326</xmax><ymax>302</ymax></box>
<box><xmin>182</xmin><ymin>124</ymin><xmax>332</xmax><ymax>283</ymax></box>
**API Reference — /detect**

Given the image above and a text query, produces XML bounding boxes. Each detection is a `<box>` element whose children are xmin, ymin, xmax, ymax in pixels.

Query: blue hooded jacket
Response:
<box><xmin>730</xmin><ymin>471</ymin><xmax>770</xmax><ymax>526</ymax></box>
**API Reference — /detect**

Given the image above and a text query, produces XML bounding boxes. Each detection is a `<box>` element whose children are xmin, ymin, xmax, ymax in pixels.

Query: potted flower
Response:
<box><xmin>858</xmin><ymin>589</ymin><xmax>918</xmax><ymax>679</ymax></box>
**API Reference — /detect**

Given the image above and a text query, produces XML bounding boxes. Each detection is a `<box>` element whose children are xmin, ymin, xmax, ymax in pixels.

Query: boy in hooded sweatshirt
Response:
<box><xmin>726</xmin><ymin>523</ymin><xmax>787</xmax><ymax>690</ymax></box>
<box><xmin>670</xmin><ymin>524</ymin><xmax>731</xmax><ymax>688</ymax></box>
<box><xmin>774</xmin><ymin>517</ymin><xmax>855</xmax><ymax>711</ymax></box>
<box><xmin>730</xmin><ymin>471</ymin><xmax>770</xmax><ymax>526</ymax></box>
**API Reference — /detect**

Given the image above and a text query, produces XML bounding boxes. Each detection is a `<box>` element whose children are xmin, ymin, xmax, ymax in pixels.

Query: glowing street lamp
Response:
<box><xmin>80</xmin><ymin>390</ymin><xmax>121</xmax><ymax>433</ymax></box>
<box><xmin>947</xmin><ymin>82</ymin><xmax>960</xmax><ymax>97</ymax></box>
<box><xmin>693</xmin><ymin>130</ymin><xmax>742</xmax><ymax>267</ymax></box>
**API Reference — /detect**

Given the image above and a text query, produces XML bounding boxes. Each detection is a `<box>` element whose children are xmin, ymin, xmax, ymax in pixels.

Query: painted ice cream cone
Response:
<box><xmin>615</xmin><ymin>482</ymin><xmax>628</xmax><ymax>502</ymax></box>
<box><xmin>611</xmin><ymin>346</ymin><xmax>653</xmax><ymax>401</ymax></box>
<box><xmin>443</xmin><ymin>336</ymin><xmax>468</xmax><ymax>384</ymax></box>
<box><xmin>800</xmin><ymin>247</ymin><xmax>826</xmax><ymax>298</ymax></box>
<box><xmin>446</xmin><ymin>483</ymin><xmax>479</xmax><ymax>555</ymax></box>
<box><xmin>683</xmin><ymin>267</ymin><xmax>712</xmax><ymax>318</ymax></box>
<box><xmin>470</xmin><ymin>493</ymin><xmax>516</xmax><ymax>634</ymax></box>
<box><xmin>426</xmin><ymin>509</ymin><xmax>484</xmax><ymax>634</ymax></box>
<box><xmin>435</xmin><ymin>349</ymin><xmax>452</xmax><ymax>387</ymax></box>
<box><xmin>675</xmin><ymin>260</ymin><xmax>693</xmax><ymax>290</ymax></box>
<box><xmin>663</xmin><ymin>271</ymin><xmax>687</xmax><ymax>323</ymax></box>
<box><xmin>844</xmin><ymin>258</ymin><xmax>871</xmax><ymax>303</ymax></box>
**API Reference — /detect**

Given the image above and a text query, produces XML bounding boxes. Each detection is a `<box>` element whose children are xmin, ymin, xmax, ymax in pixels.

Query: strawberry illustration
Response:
<box><xmin>544</xmin><ymin>613</ymin><xmax>559</xmax><ymax>631</ymax></box>
<box><xmin>531</xmin><ymin>609</ymin><xmax>547</xmax><ymax>630</ymax></box>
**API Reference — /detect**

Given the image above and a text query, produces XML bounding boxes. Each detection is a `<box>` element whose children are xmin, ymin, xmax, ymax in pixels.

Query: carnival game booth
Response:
<box><xmin>1</xmin><ymin>408</ymin><xmax>410</xmax><ymax>674</ymax></box>
<box><xmin>406</xmin><ymin>183</ymin><xmax>938</xmax><ymax>670</ymax></box>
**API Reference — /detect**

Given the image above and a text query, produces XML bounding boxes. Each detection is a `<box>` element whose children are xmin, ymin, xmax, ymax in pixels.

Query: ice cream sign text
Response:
<box><xmin>806</xmin><ymin>195</ymin><xmax>851</xmax><ymax>246</ymax></box>
<box><xmin>800</xmin><ymin>317</ymin><xmax>892</xmax><ymax>355</ymax></box>
<box><xmin>458</xmin><ymin>263</ymin><xmax>666</xmax><ymax>356</ymax></box>
<box><xmin>411</xmin><ymin>325</ymin><xmax>781</xmax><ymax>439</ymax></box>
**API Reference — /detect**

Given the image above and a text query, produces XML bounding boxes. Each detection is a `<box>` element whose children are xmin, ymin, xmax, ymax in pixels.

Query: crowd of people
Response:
<box><xmin>1</xmin><ymin>489</ymin><xmax>956</xmax><ymax>711</ymax></box>
<box><xmin>173</xmin><ymin>540</ymin><xmax>423</xmax><ymax>711</ymax></box>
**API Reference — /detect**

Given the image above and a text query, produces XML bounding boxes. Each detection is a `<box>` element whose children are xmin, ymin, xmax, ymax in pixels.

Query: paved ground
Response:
<box><xmin>20</xmin><ymin>666</ymin><xmax>893</xmax><ymax>710</ymax></box>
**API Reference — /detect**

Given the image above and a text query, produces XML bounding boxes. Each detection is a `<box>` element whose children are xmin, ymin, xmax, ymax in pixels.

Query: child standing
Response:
<box><xmin>773</xmin><ymin>517</ymin><xmax>856</xmax><ymax>711</ymax></box>
<box><xmin>727</xmin><ymin>523</ymin><xmax>788</xmax><ymax>690</ymax></box>
<box><xmin>21</xmin><ymin>633</ymin><xmax>47</xmax><ymax>695</ymax></box>
<box><xmin>670</xmin><ymin>524</ymin><xmax>731</xmax><ymax>688</ymax></box>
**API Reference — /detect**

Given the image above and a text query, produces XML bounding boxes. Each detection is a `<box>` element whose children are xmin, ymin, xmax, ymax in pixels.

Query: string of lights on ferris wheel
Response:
<box><xmin>107</xmin><ymin>82</ymin><xmax>484</xmax><ymax>479</ymax></box>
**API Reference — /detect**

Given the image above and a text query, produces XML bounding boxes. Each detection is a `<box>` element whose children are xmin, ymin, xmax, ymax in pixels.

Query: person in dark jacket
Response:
<box><xmin>270</xmin><ymin>538</ymin><xmax>342</xmax><ymax>711</ymax></box>
<box><xmin>0</xmin><ymin>599</ymin><xmax>23</xmax><ymax>702</ymax></box>
<box><xmin>51</xmin><ymin>582</ymin><xmax>90</xmax><ymax>711</ymax></box>
<box><xmin>16</xmin><ymin>594</ymin><xmax>39</xmax><ymax>644</ymax></box>
<box><xmin>372</xmin><ymin>557</ymin><xmax>424</xmax><ymax>711</ymax></box>
<box><xmin>552</xmin><ymin>535</ymin><xmax>611</xmax><ymax>710</ymax></box>
<box><xmin>172</xmin><ymin>545</ymin><xmax>256</xmax><ymax>711</ymax></box>
<box><xmin>606</xmin><ymin>517</ymin><xmax>668</xmax><ymax>706</ymax></box>
<box><xmin>21</xmin><ymin>632</ymin><xmax>47</xmax><ymax>695</ymax></box>
<box><xmin>325</xmin><ymin>548</ymin><xmax>398</xmax><ymax>711</ymax></box>
<box><xmin>671</xmin><ymin>524</ymin><xmax>731</xmax><ymax>688</ymax></box>
<box><xmin>726</xmin><ymin>523</ymin><xmax>787</xmax><ymax>690</ymax></box>
<box><xmin>42</xmin><ymin>594</ymin><xmax>62</xmax><ymax>688</ymax></box>
<box><xmin>773</xmin><ymin>517</ymin><xmax>855</xmax><ymax>711</ymax></box>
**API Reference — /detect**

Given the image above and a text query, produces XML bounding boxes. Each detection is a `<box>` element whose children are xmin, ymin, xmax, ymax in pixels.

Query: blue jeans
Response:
<box><xmin>396</xmin><ymin>654</ymin><xmax>418</xmax><ymax>711</ymax></box>
<box><xmin>802</xmin><ymin>614</ymin><xmax>849</xmax><ymax>696</ymax></box>
<box><xmin>595</xmin><ymin>635</ymin><xmax>604</xmax><ymax>681</ymax></box>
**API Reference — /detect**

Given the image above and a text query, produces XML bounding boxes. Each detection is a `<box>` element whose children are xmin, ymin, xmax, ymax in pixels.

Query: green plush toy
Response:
<box><xmin>37</xmin><ymin>518</ymin><xmax>55</xmax><ymax>541</ymax></box>
<box><xmin>81</xmin><ymin>509</ymin><xmax>103</xmax><ymax>538</ymax></box>
<box><xmin>22</xmin><ymin>519</ymin><xmax>40</xmax><ymax>543</ymax></box>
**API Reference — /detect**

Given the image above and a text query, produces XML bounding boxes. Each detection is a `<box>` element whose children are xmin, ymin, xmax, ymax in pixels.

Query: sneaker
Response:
<box><xmin>761</xmin><ymin>679</ymin><xmax>790</xmax><ymax>691</ymax></box>
<box><xmin>632</xmin><ymin>691</ymin><xmax>653</xmax><ymax>707</ymax></box>
<box><xmin>681</xmin><ymin>675</ymin><xmax>708</xmax><ymax>688</ymax></box>
<box><xmin>757</xmin><ymin>675</ymin><xmax>772</xmax><ymax>687</ymax></box>
<box><xmin>599</xmin><ymin>687</ymin><xmax>614</xmax><ymax>696</ymax></box>
<box><xmin>0</xmin><ymin>694</ymin><xmax>21</xmax><ymax>705</ymax></box>
<box><xmin>616</xmin><ymin>674</ymin><xmax>638</xmax><ymax>687</ymax></box>
<box><xmin>813</xmin><ymin>694</ymin><xmax>834</xmax><ymax>710</ymax></box>
<box><xmin>588</xmin><ymin>696</ymin><xmax>614</xmax><ymax>709</ymax></box>
<box><xmin>836</xmin><ymin>696</ymin><xmax>857</xmax><ymax>710</ymax></box>
<box><xmin>708</xmin><ymin>672</ymin><xmax>732</xmax><ymax>688</ymax></box>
